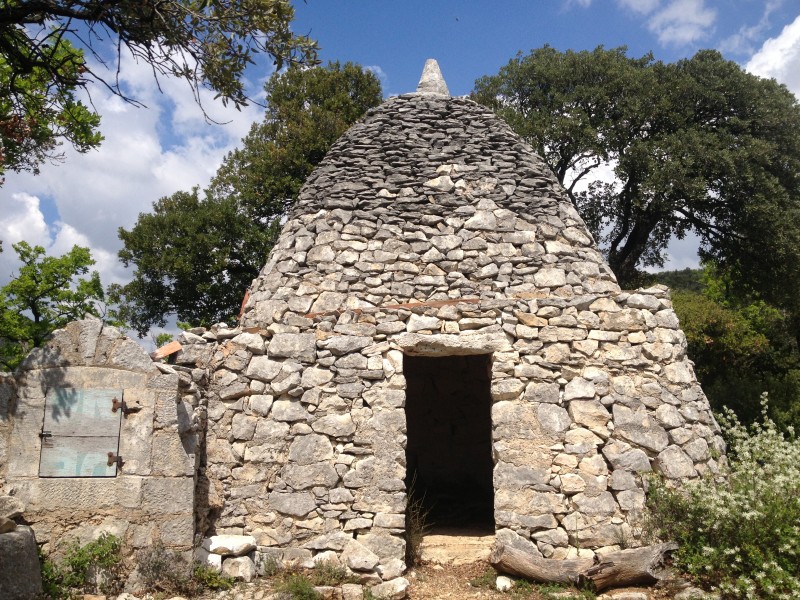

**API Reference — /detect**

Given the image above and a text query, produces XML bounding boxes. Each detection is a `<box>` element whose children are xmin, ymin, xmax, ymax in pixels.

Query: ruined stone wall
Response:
<box><xmin>1</xmin><ymin>319</ymin><xmax>200</xmax><ymax>554</ymax></box>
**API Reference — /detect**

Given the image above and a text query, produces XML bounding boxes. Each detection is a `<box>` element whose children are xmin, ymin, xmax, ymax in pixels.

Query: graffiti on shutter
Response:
<box><xmin>39</xmin><ymin>388</ymin><xmax>123</xmax><ymax>477</ymax></box>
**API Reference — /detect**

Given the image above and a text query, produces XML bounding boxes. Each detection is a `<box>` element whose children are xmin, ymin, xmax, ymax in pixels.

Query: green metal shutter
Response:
<box><xmin>39</xmin><ymin>389</ymin><xmax>123</xmax><ymax>477</ymax></box>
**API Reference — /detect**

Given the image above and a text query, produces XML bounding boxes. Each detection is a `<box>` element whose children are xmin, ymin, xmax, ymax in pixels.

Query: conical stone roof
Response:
<box><xmin>242</xmin><ymin>90</ymin><xmax>618</xmax><ymax>325</ymax></box>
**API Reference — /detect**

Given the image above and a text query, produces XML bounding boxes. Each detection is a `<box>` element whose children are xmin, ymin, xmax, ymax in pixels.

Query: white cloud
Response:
<box><xmin>746</xmin><ymin>14</ymin><xmax>800</xmax><ymax>97</ymax></box>
<box><xmin>719</xmin><ymin>0</ymin><xmax>786</xmax><ymax>55</ymax></box>
<box><xmin>1</xmin><ymin>46</ymin><xmax>268</xmax><ymax>293</ymax></box>
<box><xmin>616</xmin><ymin>0</ymin><xmax>660</xmax><ymax>15</ymax></box>
<box><xmin>646</xmin><ymin>0</ymin><xmax>717</xmax><ymax>46</ymax></box>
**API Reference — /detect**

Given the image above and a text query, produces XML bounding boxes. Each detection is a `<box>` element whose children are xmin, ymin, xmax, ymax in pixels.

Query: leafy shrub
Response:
<box><xmin>192</xmin><ymin>562</ymin><xmax>235</xmax><ymax>591</ymax></box>
<box><xmin>137</xmin><ymin>541</ymin><xmax>234</xmax><ymax>594</ymax></box>
<box><xmin>276</xmin><ymin>572</ymin><xmax>321</xmax><ymax>599</ymax></box>
<box><xmin>647</xmin><ymin>394</ymin><xmax>800</xmax><ymax>599</ymax></box>
<box><xmin>41</xmin><ymin>533</ymin><xmax>125</xmax><ymax>597</ymax></box>
<box><xmin>309</xmin><ymin>560</ymin><xmax>353</xmax><ymax>586</ymax></box>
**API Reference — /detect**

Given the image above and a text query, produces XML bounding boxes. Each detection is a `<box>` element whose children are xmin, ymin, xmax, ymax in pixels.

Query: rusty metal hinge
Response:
<box><xmin>107</xmin><ymin>452</ymin><xmax>124</xmax><ymax>469</ymax></box>
<box><xmin>111</xmin><ymin>397</ymin><xmax>141</xmax><ymax>418</ymax></box>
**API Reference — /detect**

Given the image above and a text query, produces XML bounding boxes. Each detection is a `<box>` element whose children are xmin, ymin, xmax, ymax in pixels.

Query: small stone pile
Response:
<box><xmin>0</xmin><ymin>495</ymin><xmax>43</xmax><ymax>600</ymax></box>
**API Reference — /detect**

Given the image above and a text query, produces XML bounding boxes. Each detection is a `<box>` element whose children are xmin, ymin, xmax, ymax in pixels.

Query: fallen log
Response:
<box><xmin>580</xmin><ymin>542</ymin><xmax>678</xmax><ymax>592</ymax></box>
<box><xmin>490</xmin><ymin>542</ymin><xmax>678</xmax><ymax>592</ymax></box>
<box><xmin>489</xmin><ymin>544</ymin><xmax>594</xmax><ymax>584</ymax></box>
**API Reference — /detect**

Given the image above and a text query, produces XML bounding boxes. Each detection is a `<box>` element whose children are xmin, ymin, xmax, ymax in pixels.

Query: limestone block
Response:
<box><xmin>601</xmin><ymin>441</ymin><xmax>652</xmax><ymax>473</ymax></box>
<box><xmin>272</xmin><ymin>399</ymin><xmax>310</xmax><ymax>422</ymax></box>
<box><xmin>559</xmin><ymin>473</ymin><xmax>586</xmax><ymax>495</ymax></box>
<box><xmin>495</xmin><ymin>528</ymin><xmax>542</xmax><ymax>558</ymax></box>
<box><xmin>108</xmin><ymin>337</ymin><xmax>158</xmax><ymax>373</ymax></box>
<box><xmin>284</xmin><ymin>463</ymin><xmax>340</xmax><ymax>490</ymax></box>
<box><xmin>655</xmin><ymin>404</ymin><xmax>684</xmax><ymax>429</ymax></box>
<box><xmin>159</xmin><ymin>513</ymin><xmax>195</xmax><ymax>547</ymax></box>
<box><xmin>231</xmin><ymin>332</ymin><xmax>265</xmax><ymax>355</ymax></box>
<box><xmin>249</xmin><ymin>394</ymin><xmax>274</xmax><ymax>416</ymax></box>
<box><xmin>321</xmin><ymin>335</ymin><xmax>372</xmax><ymax>355</ymax></box>
<box><xmin>654</xmin><ymin>445</ymin><xmax>697</xmax><ymax>479</ymax></box>
<box><xmin>312</xmin><ymin>414</ymin><xmax>356</xmax><ymax>437</ymax></box>
<box><xmin>359</xmin><ymin>532</ymin><xmax>405</xmax><ymax>563</ymax></box>
<box><xmin>371</xmin><ymin>577</ymin><xmax>409</xmax><ymax>599</ymax></box>
<box><xmin>288</xmin><ymin>434</ymin><xmax>334</xmax><ymax>465</ymax></box>
<box><xmin>0</xmin><ymin>526</ymin><xmax>42</xmax><ymax>599</ymax></box>
<box><xmin>150</xmin><ymin>431</ymin><xmax>194</xmax><ymax>477</ymax></box>
<box><xmin>141</xmin><ymin>477</ymin><xmax>194</xmax><ymax>515</ymax></box>
<box><xmin>301</xmin><ymin>367</ymin><xmax>334</xmax><ymax>387</ymax></box>
<box><xmin>231</xmin><ymin>413</ymin><xmax>258</xmax><ymax>441</ymax></box>
<box><xmin>342</xmin><ymin>538</ymin><xmax>380</xmax><ymax>571</ymax></box>
<box><xmin>494</xmin><ymin>462</ymin><xmax>549</xmax><ymax>490</ymax></box>
<box><xmin>246</xmin><ymin>356</ymin><xmax>283</xmax><ymax>382</ymax></box>
<box><xmin>406</xmin><ymin>314</ymin><xmax>440</xmax><ymax>333</ymax></box>
<box><xmin>0</xmin><ymin>496</ymin><xmax>24</xmax><ymax>519</ymax></box>
<box><xmin>524</xmin><ymin>381</ymin><xmax>560</xmax><ymax>404</ymax></box>
<box><xmin>536</xmin><ymin>404</ymin><xmax>570</xmax><ymax>434</ymax></box>
<box><xmin>268</xmin><ymin>333</ymin><xmax>317</xmax><ymax>362</ymax></box>
<box><xmin>222</xmin><ymin>555</ymin><xmax>256</xmax><ymax>582</ymax></box>
<box><xmin>683</xmin><ymin>437</ymin><xmax>711</xmax><ymax>462</ymax></box>
<box><xmin>601</xmin><ymin>309</ymin><xmax>646</xmax><ymax>331</ymax></box>
<box><xmin>568</xmin><ymin>400</ymin><xmax>611</xmax><ymax>433</ymax></box>
<box><xmin>534</xmin><ymin>268</ymin><xmax>566</xmax><ymax>287</ymax></box>
<box><xmin>491</xmin><ymin>378</ymin><xmax>524</xmax><ymax>401</ymax></box>
<box><xmin>268</xmin><ymin>491</ymin><xmax>317</xmax><ymax>517</ymax></box>
<box><xmin>11</xmin><ymin>476</ymin><xmax>144</xmax><ymax>512</ymax></box>
<box><xmin>664</xmin><ymin>361</ymin><xmax>694</xmax><ymax>384</ymax></box>
<box><xmin>564</xmin><ymin>377</ymin><xmax>595</xmax><ymax>400</ymax></box>
<box><xmin>609</xmin><ymin>470</ymin><xmax>637</xmax><ymax>491</ymax></box>
<box><xmin>571</xmin><ymin>491</ymin><xmax>617</xmax><ymax>516</ymax></box>
<box><xmin>203</xmin><ymin>534</ymin><xmax>257</xmax><ymax>556</ymax></box>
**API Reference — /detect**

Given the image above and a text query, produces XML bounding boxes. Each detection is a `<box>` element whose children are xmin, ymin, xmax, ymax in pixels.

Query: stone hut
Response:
<box><xmin>0</xmin><ymin>61</ymin><xmax>725</xmax><ymax>589</ymax></box>
<box><xmin>198</xmin><ymin>59</ymin><xmax>724</xmax><ymax>575</ymax></box>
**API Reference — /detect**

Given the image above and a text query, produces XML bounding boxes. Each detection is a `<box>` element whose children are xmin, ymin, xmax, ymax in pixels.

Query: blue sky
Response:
<box><xmin>2</xmin><ymin>1</ymin><xmax>800</xmax><ymax>340</ymax></box>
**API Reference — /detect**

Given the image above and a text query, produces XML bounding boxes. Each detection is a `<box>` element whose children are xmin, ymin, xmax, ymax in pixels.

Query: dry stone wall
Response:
<box><xmin>183</xmin><ymin>89</ymin><xmax>724</xmax><ymax>579</ymax></box>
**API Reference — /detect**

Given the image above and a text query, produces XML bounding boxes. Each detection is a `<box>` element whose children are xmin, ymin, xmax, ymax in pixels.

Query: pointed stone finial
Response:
<box><xmin>416</xmin><ymin>59</ymin><xmax>450</xmax><ymax>96</ymax></box>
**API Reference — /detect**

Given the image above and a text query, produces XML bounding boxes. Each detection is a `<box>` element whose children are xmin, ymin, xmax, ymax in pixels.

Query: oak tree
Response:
<box><xmin>473</xmin><ymin>46</ymin><xmax>800</xmax><ymax>307</ymax></box>
<box><xmin>0</xmin><ymin>0</ymin><xmax>317</xmax><ymax>180</ymax></box>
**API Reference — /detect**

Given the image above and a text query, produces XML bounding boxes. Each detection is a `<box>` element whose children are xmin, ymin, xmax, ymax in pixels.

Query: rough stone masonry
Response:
<box><xmin>191</xmin><ymin>59</ymin><xmax>724</xmax><ymax>580</ymax></box>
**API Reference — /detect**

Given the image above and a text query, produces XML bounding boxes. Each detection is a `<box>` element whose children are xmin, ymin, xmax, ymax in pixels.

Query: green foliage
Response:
<box><xmin>117</xmin><ymin>62</ymin><xmax>382</xmax><ymax>335</ymax></box>
<box><xmin>192</xmin><ymin>563</ymin><xmax>236</xmax><ymax>591</ymax></box>
<box><xmin>646</xmin><ymin>395</ymin><xmax>800</xmax><ymax>599</ymax></box>
<box><xmin>473</xmin><ymin>46</ymin><xmax>800</xmax><ymax>296</ymax></box>
<box><xmin>0</xmin><ymin>0</ymin><xmax>317</xmax><ymax>180</ymax></box>
<box><xmin>41</xmin><ymin>533</ymin><xmax>125</xmax><ymax>597</ymax></box>
<box><xmin>656</xmin><ymin>265</ymin><xmax>800</xmax><ymax>430</ymax></box>
<box><xmin>136</xmin><ymin>541</ymin><xmax>234</xmax><ymax>594</ymax></box>
<box><xmin>0</xmin><ymin>39</ymin><xmax>102</xmax><ymax>181</ymax></box>
<box><xmin>468</xmin><ymin>566</ymin><xmax>497</xmax><ymax>589</ymax></box>
<box><xmin>276</xmin><ymin>572</ymin><xmax>322</xmax><ymax>600</ymax></box>
<box><xmin>308</xmin><ymin>560</ymin><xmax>354</xmax><ymax>587</ymax></box>
<box><xmin>0</xmin><ymin>241</ymin><xmax>105</xmax><ymax>371</ymax></box>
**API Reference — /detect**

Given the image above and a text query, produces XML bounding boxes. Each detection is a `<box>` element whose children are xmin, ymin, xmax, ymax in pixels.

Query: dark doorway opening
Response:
<box><xmin>404</xmin><ymin>353</ymin><xmax>495</xmax><ymax>534</ymax></box>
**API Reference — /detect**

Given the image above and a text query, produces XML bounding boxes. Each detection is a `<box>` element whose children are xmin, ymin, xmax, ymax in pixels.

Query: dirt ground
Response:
<box><xmin>405</xmin><ymin>560</ymin><xmax>681</xmax><ymax>599</ymax></box>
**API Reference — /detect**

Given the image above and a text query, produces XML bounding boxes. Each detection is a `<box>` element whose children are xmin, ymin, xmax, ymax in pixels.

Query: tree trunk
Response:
<box><xmin>580</xmin><ymin>542</ymin><xmax>678</xmax><ymax>592</ymax></box>
<box><xmin>489</xmin><ymin>545</ymin><xmax>594</xmax><ymax>585</ymax></box>
<box><xmin>490</xmin><ymin>542</ymin><xmax>678</xmax><ymax>592</ymax></box>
